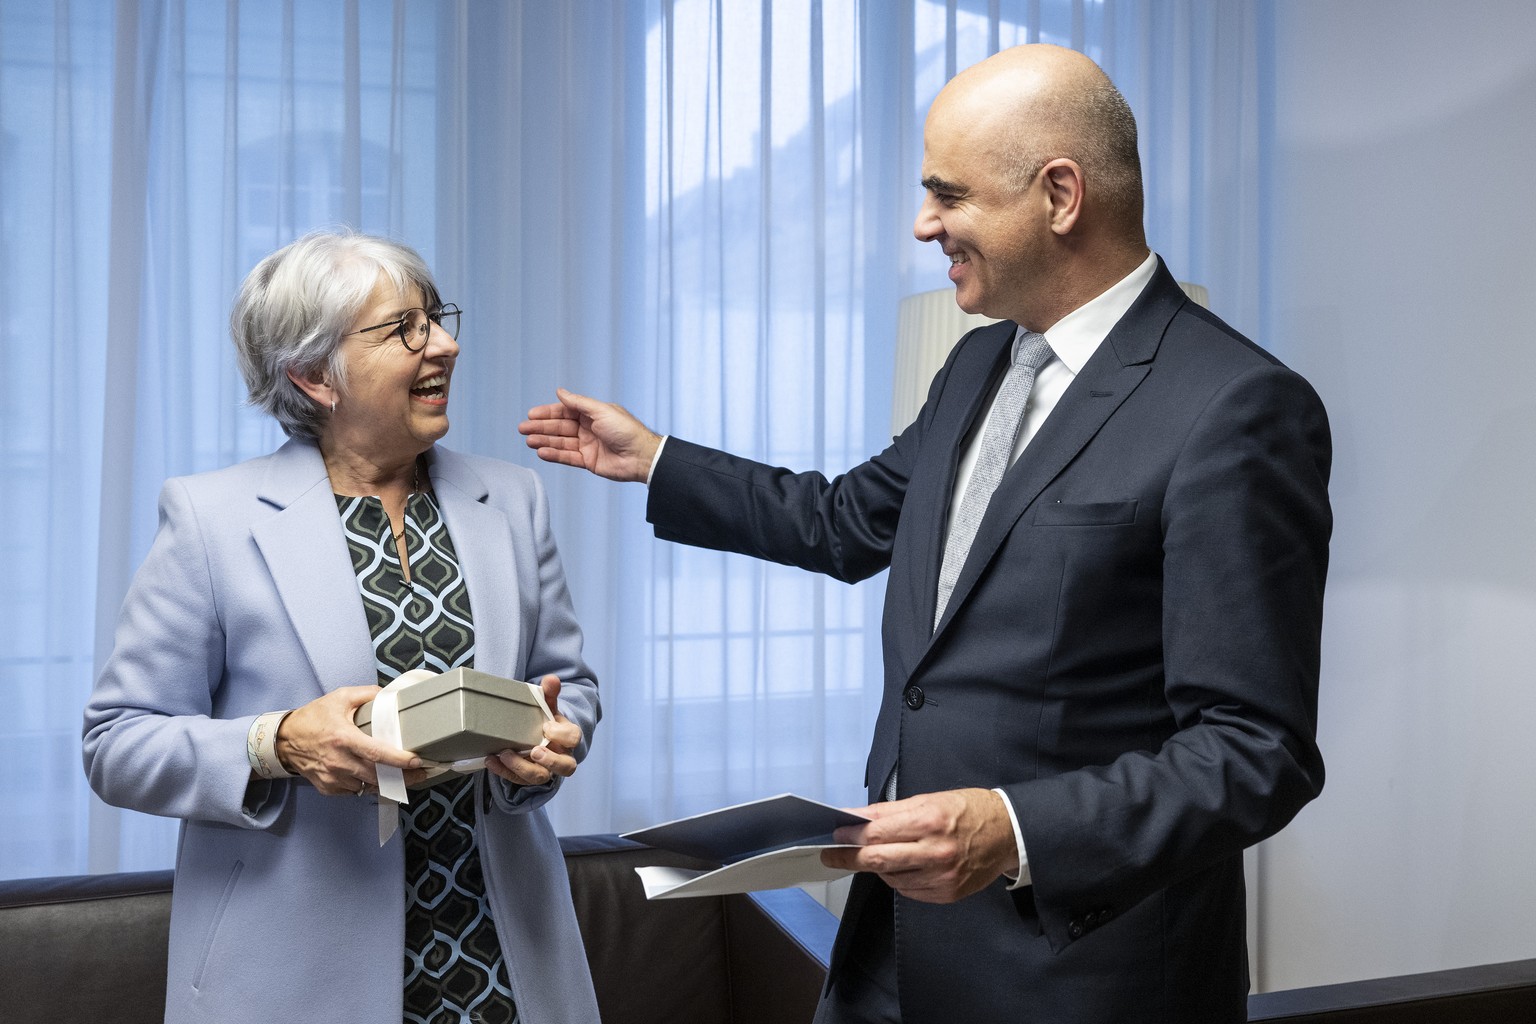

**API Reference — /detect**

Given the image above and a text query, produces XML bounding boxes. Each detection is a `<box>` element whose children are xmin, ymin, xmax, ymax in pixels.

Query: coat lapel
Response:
<box><xmin>251</xmin><ymin>442</ymin><xmax>523</xmax><ymax>695</ymax></box>
<box><xmin>251</xmin><ymin>439</ymin><xmax>376</xmax><ymax>696</ymax></box>
<box><xmin>426</xmin><ymin>448</ymin><xmax>521</xmax><ymax>678</ymax></box>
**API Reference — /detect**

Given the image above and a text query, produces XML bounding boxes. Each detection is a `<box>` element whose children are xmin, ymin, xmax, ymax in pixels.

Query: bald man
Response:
<box><xmin>522</xmin><ymin>45</ymin><xmax>1329</xmax><ymax>1024</ymax></box>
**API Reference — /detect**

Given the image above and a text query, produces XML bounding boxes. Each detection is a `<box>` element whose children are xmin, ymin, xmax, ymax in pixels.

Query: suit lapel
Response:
<box><xmin>867</xmin><ymin>321</ymin><xmax>1014</xmax><ymax>790</ymax></box>
<box><xmin>251</xmin><ymin>439</ymin><xmax>376</xmax><ymax>695</ymax></box>
<box><xmin>928</xmin><ymin>263</ymin><xmax>1184</xmax><ymax>640</ymax></box>
<box><xmin>426</xmin><ymin>448</ymin><xmax>520</xmax><ymax>678</ymax></box>
<box><xmin>902</xmin><ymin>321</ymin><xmax>1017</xmax><ymax>636</ymax></box>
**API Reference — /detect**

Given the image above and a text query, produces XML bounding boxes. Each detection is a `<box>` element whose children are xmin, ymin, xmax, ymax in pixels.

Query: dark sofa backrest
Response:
<box><xmin>0</xmin><ymin>836</ymin><xmax>831</xmax><ymax>1024</ymax></box>
<box><xmin>6</xmin><ymin>847</ymin><xmax>1536</xmax><ymax>1024</ymax></box>
<box><xmin>560</xmin><ymin>834</ymin><xmax>829</xmax><ymax>1024</ymax></box>
<box><xmin>0</xmin><ymin>869</ymin><xmax>174</xmax><ymax>1024</ymax></box>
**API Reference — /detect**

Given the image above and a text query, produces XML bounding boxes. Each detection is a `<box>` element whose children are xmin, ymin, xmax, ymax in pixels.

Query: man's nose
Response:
<box><xmin>914</xmin><ymin>197</ymin><xmax>942</xmax><ymax>242</ymax></box>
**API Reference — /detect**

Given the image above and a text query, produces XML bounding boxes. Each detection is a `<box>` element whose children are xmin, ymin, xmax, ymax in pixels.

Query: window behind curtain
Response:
<box><xmin>609</xmin><ymin>0</ymin><xmax>883</xmax><ymax>825</ymax></box>
<box><xmin>605</xmin><ymin>0</ymin><xmax>1078</xmax><ymax>829</ymax></box>
<box><xmin>2</xmin><ymin>0</ymin><xmax>1260</xmax><ymax>882</ymax></box>
<box><xmin>2</xmin><ymin>0</ymin><xmax>119</xmax><ymax>878</ymax></box>
<box><xmin>0</xmin><ymin>0</ymin><xmax>450</xmax><ymax>878</ymax></box>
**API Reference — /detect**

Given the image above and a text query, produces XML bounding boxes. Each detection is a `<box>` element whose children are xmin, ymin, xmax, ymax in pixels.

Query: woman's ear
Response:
<box><xmin>286</xmin><ymin>365</ymin><xmax>335</xmax><ymax>409</ymax></box>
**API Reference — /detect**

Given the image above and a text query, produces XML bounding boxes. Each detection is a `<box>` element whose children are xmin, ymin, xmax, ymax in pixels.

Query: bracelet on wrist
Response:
<box><xmin>247</xmin><ymin>710</ymin><xmax>295</xmax><ymax>780</ymax></box>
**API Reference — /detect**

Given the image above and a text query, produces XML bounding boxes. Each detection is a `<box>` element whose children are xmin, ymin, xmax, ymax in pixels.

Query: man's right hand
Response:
<box><xmin>518</xmin><ymin>387</ymin><xmax>662</xmax><ymax>483</ymax></box>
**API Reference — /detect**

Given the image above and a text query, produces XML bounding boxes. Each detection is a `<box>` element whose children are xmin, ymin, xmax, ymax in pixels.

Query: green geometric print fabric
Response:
<box><xmin>338</xmin><ymin>490</ymin><xmax>474</xmax><ymax>680</ymax></box>
<box><xmin>336</xmin><ymin>487</ymin><xmax>519</xmax><ymax>1024</ymax></box>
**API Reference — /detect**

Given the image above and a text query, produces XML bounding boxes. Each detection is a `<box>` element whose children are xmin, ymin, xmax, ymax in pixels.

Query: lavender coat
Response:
<box><xmin>84</xmin><ymin>438</ymin><xmax>601</xmax><ymax>1024</ymax></box>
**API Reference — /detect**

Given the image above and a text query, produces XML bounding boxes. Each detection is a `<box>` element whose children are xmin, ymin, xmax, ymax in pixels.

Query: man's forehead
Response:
<box><xmin>921</xmin><ymin>125</ymin><xmax>1010</xmax><ymax>192</ymax></box>
<box><xmin>918</xmin><ymin>121</ymin><xmax>967</xmax><ymax>186</ymax></box>
<box><xmin>923</xmin><ymin>100</ymin><xmax>1013</xmax><ymax>175</ymax></box>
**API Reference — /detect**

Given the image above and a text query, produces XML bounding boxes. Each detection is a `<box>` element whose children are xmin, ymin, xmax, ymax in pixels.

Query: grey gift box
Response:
<box><xmin>354</xmin><ymin>667</ymin><xmax>553</xmax><ymax>762</ymax></box>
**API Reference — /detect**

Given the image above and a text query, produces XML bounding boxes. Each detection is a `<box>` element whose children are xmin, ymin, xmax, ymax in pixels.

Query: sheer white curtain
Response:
<box><xmin>526</xmin><ymin>0</ymin><xmax>1270</xmax><ymax>837</ymax></box>
<box><xmin>1</xmin><ymin>0</ymin><xmax>1264</xmax><ymax>879</ymax></box>
<box><xmin>3</xmin><ymin>0</ymin><xmax>476</xmax><ymax>876</ymax></box>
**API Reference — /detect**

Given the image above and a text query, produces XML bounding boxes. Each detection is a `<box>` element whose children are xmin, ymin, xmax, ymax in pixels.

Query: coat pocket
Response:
<box><xmin>1032</xmin><ymin>499</ymin><xmax>1139</xmax><ymax>527</ymax></box>
<box><xmin>192</xmin><ymin>859</ymin><xmax>244</xmax><ymax>991</ymax></box>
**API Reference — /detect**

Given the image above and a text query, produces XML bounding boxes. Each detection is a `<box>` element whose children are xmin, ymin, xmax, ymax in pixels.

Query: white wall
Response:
<box><xmin>1258</xmin><ymin>0</ymin><xmax>1536</xmax><ymax>991</ymax></box>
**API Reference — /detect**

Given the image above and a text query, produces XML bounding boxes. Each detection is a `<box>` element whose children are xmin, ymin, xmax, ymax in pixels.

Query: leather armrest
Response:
<box><xmin>1248</xmin><ymin>958</ymin><xmax>1536</xmax><ymax>1022</ymax></box>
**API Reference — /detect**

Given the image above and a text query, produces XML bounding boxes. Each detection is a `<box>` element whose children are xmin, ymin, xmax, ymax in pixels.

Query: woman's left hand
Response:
<box><xmin>485</xmin><ymin>674</ymin><xmax>583</xmax><ymax>787</ymax></box>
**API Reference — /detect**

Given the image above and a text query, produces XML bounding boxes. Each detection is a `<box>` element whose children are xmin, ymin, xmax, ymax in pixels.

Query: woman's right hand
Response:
<box><xmin>275</xmin><ymin>686</ymin><xmax>426</xmax><ymax>796</ymax></box>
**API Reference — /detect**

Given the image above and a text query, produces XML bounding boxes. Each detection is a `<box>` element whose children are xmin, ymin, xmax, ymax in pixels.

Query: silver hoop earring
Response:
<box><xmin>330</xmin><ymin>400</ymin><xmax>337</xmax><ymax>414</ymax></box>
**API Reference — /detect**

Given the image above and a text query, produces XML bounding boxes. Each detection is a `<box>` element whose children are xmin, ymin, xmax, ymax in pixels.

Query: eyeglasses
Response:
<box><xmin>348</xmin><ymin>303</ymin><xmax>462</xmax><ymax>352</ymax></box>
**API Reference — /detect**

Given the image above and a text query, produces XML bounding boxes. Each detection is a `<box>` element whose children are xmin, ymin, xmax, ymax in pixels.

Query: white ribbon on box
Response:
<box><xmin>369</xmin><ymin>669</ymin><xmax>488</xmax><ymax>845</ymax></box>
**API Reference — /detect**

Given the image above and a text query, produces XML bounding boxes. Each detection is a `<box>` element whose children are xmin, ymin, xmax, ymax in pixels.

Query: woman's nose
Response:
<box><xmin>428</xmin><ymin>321</ymin><xmax>460</xmax><ymax>359</ymax></box>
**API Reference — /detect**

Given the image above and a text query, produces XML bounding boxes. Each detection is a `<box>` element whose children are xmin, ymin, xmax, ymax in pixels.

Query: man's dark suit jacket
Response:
<box><xmin>646</xmin><ymin>260</ymin><xmax>1331</xmax><ymax>1023</ymax></box>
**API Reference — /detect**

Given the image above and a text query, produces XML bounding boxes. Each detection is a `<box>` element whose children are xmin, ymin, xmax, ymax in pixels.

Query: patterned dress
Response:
<box><xmin>337</xmin><ymin>486</ymin><xmax>519</xmax><ymax>1024</ymax></box>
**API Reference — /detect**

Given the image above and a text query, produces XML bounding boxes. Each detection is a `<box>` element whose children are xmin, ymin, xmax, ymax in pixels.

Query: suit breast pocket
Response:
<box><xmin>1032</xmin><ymin>499</ymin><xmax>1139</xmax><ymax>527</ymax></box>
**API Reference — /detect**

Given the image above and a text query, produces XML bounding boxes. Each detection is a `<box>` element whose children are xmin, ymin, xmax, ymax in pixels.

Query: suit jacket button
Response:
<box><xmin>1068</xmin><ymin>919</ymin><xmax>1084</xmax><ymax>939</ymax></box>
<box><xmin>903</xmin><ymin>685</ymin><xmax>925</xmax><ymax>710</ymax></box>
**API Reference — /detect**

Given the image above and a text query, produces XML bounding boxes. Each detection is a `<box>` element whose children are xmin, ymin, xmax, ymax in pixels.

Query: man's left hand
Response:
<box><xmin>820</xmin><ymin>788</ymin><xmax>1020</xmax><ymax>903</ymax></box>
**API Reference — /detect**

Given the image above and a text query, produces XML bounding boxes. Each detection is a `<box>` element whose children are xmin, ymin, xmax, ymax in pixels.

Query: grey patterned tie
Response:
<box><xmin>933</xmin><ymin>330</ymin><xmax>1053</xmax><ymax>631</ymax></box>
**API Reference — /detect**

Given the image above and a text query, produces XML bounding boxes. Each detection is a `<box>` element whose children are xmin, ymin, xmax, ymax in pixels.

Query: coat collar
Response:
<box><xmin>252</xmin><ymin>439</ymin><xmax>373</xmax><ymax>698</ymax></box>
<box><xmin>251</xmin><ymin>439</ymin><xmax>519</xmax><ymax>696</ymax></box>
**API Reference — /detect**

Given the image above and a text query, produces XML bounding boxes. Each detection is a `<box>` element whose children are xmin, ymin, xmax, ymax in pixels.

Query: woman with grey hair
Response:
<box><xmin>84</xmin><ymin>229</ymin><xmax>601</xmax><ymax>1024</ymax></box>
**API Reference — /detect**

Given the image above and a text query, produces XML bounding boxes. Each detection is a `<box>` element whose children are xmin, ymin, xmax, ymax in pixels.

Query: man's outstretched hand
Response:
<box><xmin>519</xmin><ymin>388</ymin><xmax>662</xmax><ymax>483</ymax></box>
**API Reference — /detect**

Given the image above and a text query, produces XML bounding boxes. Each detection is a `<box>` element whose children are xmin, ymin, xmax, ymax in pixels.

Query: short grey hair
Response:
<box><xmin>231</xmin><ymin>229</ymin><xmax>442</xmax><ymax>439</ymax></box>
<box><xmin>1002</xmin><ymin>75</ymin><xmax>1144</xmax><ymax>231</ymax></box>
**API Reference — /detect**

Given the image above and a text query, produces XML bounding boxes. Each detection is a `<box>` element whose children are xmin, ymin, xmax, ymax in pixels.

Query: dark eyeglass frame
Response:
<box><xmin>347</xmin><ymin>303</ymin><xmax>462</xmax><ymax>352</ymax></box>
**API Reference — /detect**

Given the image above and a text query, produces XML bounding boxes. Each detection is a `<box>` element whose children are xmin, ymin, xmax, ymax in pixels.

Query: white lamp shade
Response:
<box><xmin>892</xmin><ymin>290</ymin><xmax>997</xmax><ymax>433</ymax></box>
<box><xmin>890</xmin><ymin>281</ymin><xmax>1210</xmax><ymax>434</ymax></box>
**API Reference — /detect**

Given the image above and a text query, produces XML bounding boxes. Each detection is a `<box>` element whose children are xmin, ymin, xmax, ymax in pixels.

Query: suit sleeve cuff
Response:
<box><xmin>645</xmin><ymin>435</ymin><xmax>670</xmax><ymax>486</ymax></box>
<box><xmin>992</xmin><ymin>787</ymin><xmax>1032</xmax><ymax>889</ymax></box>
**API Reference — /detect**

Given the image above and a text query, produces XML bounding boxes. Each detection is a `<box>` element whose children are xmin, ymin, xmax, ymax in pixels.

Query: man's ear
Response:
<box><xmin>286</xmin><ymin>365</ymin><xmax>335</xmax><ymax>408</ymax></box>
<box><xmin>1040</xmin><ymin>158</ymin><xmax>1085</xmax><ymax>235</ymax></box>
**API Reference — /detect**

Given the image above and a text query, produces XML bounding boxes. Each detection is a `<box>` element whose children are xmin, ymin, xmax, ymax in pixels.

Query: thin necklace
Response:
<box><xmin>391</xmin><ymin>460</ymin><xmax>420</xmax><ymax>542</ymax></box>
